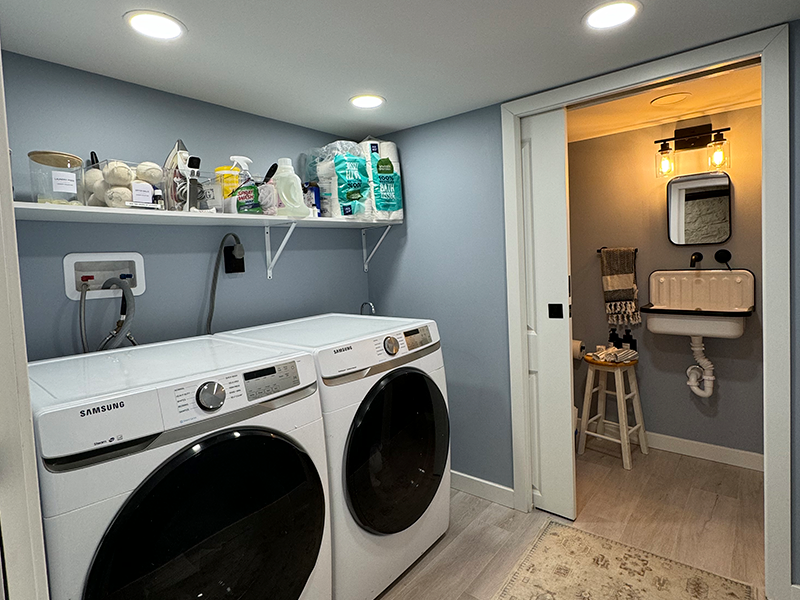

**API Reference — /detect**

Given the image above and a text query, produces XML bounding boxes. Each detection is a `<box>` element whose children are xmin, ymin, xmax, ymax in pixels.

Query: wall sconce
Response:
<box><xmin>655</xmin><ymin>142</ymin><xmax>675</xmax><ymax>178</ymax></box>
<box><xmin>654</xmin><ymin>124</ymin><xmax>731</xmax><ymax>178</ymax></box>
<box><xmin>707</xmin><ymin>132</ymin><xmax>730</xmax><ymax>170</ymax></box>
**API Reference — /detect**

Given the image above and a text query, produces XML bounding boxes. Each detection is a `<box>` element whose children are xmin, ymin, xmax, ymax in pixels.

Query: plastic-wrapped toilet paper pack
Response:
<box><xmin>359</xmin><ymin>139</ymin><xmax>403</xmax><ymax>221</ymax></box>
<box><xmin>317</xmin><ymin>154</ymin><xmax>370</xmax><ymax>218</ymax></box>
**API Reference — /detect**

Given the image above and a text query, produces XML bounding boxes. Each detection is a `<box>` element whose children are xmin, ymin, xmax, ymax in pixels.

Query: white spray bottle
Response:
<box><xmin>273</xmin><ymin>158</ymin><xmax>310</xmax><ymax>218</ymax></box>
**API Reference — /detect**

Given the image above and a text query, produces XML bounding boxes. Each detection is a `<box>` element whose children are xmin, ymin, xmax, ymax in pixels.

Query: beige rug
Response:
<box><xmin>491</xmin><ymin>521</ymin><xmax>753</xmax><ymax>600</ymax></box>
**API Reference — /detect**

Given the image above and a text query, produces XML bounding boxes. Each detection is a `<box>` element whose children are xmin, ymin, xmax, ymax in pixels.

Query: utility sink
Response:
<box><xmin>641</xmin><ymin>269</ymin><xmax>755</xmax><ymax>339</ymax></box>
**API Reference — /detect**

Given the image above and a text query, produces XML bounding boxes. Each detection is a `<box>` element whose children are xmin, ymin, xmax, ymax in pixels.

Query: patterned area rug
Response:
<box><xmin>491</xmin><ymin>521</ymin><xmax>753</xmax><ymax>600</ymax></box>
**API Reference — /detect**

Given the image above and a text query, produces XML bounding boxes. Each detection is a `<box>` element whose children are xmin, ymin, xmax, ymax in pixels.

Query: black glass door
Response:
<box><xmin>344</xmin><ymin>367</ymin><xmax>449</xmax><ymax>535</ymax></box>
<box><xmin>84</xmin><ymin>428</ymin><xmax>325</xmax><ymax>600</ymax></box>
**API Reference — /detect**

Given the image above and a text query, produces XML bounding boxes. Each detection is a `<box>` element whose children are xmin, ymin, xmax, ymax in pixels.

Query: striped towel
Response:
<box><xmin>600</xmin><ymin>247</ymin><xmax>640</xmax><ymax>325</ymax></box>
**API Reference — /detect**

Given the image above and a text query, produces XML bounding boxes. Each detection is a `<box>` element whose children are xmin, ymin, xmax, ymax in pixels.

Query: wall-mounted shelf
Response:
<box><xmin>13</xmin><ymin>201</ymin><xmax>401</xmax><ymax>230</ymax></box>
<box><xmin>14</xmin><ymin>201</ymin><xmax>400</xmax><ymax>279</ymax></box>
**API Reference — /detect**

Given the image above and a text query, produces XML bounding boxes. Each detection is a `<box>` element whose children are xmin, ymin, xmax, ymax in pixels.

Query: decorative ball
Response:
<box><xmin>93</xmin><ymin>178</ymin><xmax>110</xmax><ymax>198</ymax></box>
<box><xmin>103</xmin><ymin>161</ymin><xmax>133</xmax><ymax>186</ymax></box>
<box><xmin>105</xmin><ymin>186</ymin><xmax>132</xmax><ymax>208</ymax></box>
<box><xmin>136</xmin><ymin>161</ymin><xmax>163</xmax><ymax>185</ymax></box>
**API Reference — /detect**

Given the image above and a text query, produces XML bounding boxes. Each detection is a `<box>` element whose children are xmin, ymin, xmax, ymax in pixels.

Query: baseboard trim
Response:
<box><xmin>578</xmin><ymin>418</ymin><xmax>763</xmax><ymax>472</ymax></box>
<box><xmin>791</xmin><ymin>583</ymin><xmax>800</xmax><ymax>600</ymax></box>
<box><xmin>450</xmin><ymin>471</ymin><xmax>516</xmax><ymax>508</ymax></box>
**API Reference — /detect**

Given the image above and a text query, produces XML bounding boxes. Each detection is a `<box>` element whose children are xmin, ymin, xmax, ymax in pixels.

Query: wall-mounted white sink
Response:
<box><xmin>641</xmin><ymin>269</ymin><xmax>755</xmax><ymax>339</ymax></box>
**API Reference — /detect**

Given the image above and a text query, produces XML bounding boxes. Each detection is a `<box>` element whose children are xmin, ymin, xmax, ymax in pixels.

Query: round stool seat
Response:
<box><xmin>584</xmin><ymin>354</ymin><xmax>638</xmax><ymax>367</ymax></box>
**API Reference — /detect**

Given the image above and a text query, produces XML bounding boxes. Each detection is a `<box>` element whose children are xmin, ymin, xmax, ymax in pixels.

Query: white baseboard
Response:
<box><xmin>578</xmin><ymin>418</ymin><xmax>763</xmax><ymax>472</ymax></box>
<box><xmin>450</xmin><ymin>471</ymin><xmax>516</xmax><ymax>508</ymax></box>
<box><xmin>791</xmin><ymin>583</ymin><xmax>800</xmax><ymax>600</ymax></box>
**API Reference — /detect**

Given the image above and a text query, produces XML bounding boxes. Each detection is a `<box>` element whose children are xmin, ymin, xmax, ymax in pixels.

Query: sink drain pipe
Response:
<box><xmin>686</xmin><ymin>336</ymin><xmax>715</xmax><ymax>397</ymax></box>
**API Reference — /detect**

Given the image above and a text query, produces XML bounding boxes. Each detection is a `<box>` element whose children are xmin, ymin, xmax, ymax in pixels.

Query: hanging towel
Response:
<box><xmin>600</xmin><ymin>247</ymin><xmax>640</xmax><ymax>325</ymax></box>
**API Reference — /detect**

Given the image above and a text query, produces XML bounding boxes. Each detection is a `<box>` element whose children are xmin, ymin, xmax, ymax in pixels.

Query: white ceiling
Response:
<box><xmin>0</xmin><ymin>1</ymin><xmax>797</xmax><ymax>138</ymax></box>
<box><xmin>567</xmin><ymin>64</ymin><xmax>762</xmax><ymax>142</ymax></box>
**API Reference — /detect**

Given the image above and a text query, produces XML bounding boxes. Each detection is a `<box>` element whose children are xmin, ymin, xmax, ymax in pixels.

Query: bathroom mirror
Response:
<box><xmin>667</xmin><ymin>172</ymin><xmax>731</xmax><ymax>245</ymax></box>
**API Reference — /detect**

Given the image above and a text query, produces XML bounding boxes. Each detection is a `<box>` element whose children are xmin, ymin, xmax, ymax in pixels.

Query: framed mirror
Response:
<box><xmin>667</xmin><ymin>172</ymin><xmax>731</xmax><ymax>245</ymax></box>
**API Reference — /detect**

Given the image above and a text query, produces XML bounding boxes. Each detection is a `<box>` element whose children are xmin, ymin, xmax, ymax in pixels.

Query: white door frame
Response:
<box><xmin>0</xmin><ymin>38</ymin><xmax>50</xmax><ymax>600</ymax></box>
<box><xmin>501</xmin><ymin>25</ymin><xmax>791</xmax><ymax>600</ymax></box>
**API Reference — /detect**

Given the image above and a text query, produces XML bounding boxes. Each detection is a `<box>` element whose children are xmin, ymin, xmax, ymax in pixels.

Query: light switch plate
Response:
<box><xmin>63</xmin><ymin>252</ymin><xmax>146</xmax><ymax>301</ymax></box>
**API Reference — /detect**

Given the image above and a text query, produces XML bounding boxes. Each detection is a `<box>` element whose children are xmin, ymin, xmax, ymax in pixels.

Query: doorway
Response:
<box><xmin>501</xmin><ymin>25</ymin><xmax>791</xmax><ymax>600</ymax></box>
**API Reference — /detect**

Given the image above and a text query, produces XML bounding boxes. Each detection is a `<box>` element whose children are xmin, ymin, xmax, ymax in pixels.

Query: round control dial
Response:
<box><xmin>383</xmin><ymin>336</ymin><xmax>400</xmax><ymax>356</ymax></box>
<box><xmin>196</xmin><ymin>381</ymin><xmax>226</xmax><ymax>411</ymax></box>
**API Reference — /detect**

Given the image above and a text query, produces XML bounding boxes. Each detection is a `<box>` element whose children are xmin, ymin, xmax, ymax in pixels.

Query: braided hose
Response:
<box><xmin>686</xmin><ymin>336</ymin><xmax>715</xmax><ymax>397</ymax></box>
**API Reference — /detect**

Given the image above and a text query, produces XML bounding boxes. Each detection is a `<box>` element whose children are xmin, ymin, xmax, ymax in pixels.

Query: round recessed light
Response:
<box><xmin>585</xmin><ymin>1</ymin><xmax>640</xmax><ymax>29</ymax></box>
<box><xmin>350</xmin><ymin>95</ymin><xmax>385</xmax><ymax>109</ymax></box>
<box><xmin>125</xmin><ymin>10</ymin><xmax>185</xmax><ymax>40</ymax></box>
<box><xmin>650</xmin><ymin>92</ymin><xmax>692</xmax><ymax>106</ymax></box>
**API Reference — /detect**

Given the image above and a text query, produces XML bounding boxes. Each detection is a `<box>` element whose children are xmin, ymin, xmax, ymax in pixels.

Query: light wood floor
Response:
<box><xmin>379</xmin><ymin>442</ymin><xmax>765</xmax><ymax>600</ymax></box>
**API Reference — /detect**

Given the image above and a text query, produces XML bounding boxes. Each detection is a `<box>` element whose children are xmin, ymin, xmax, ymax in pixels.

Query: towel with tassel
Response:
<box><xmin>600</xmin><ymin>247</ymin><xmax>640</xmax><ymax>325</ymax></box>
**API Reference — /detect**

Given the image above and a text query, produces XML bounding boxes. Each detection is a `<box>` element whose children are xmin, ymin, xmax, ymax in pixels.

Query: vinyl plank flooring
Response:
<box><xmin>674</xmin><ymin>487</ymin><xmax>739</xmax><ymax>578</ymax></box>
<box><xmin>384</xmin><ymin>518</ymin><xmax>511</xmax><ymax>600</ymax></box>
<box><xmin>731</xmin><ymin>467</ymin><xmax>765</xmax><ymax>587</ymax></box>
<box><xmin>465</xmin><ymin>512</ymin><xmax>550</xmax><ymax>600</ymax></box>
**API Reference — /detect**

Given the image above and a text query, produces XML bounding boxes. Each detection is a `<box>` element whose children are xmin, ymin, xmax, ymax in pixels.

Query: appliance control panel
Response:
<box><xmin>243</xmin><ymin>361</ymin><xmax>300</xmax><ymax>402</ymax></box>
<box><xmin>317</xmin><ymin>321</ymin><xmax>440</xmax><ymax>378</ymax></box>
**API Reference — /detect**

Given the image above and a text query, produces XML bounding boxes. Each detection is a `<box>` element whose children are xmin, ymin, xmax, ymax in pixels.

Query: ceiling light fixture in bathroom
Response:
<box><xmin>584</xmin><ymin>1</ymin><xmax>641</xmax><ymax>30</ymax></box>
<box><xmin>350</xmin><ymin>95</ymin><xmax>385</xmax><ymax>109</ymax></box>
<box><xmin>650</xmin><ymin>92</ymin><xmax>692</xmax><ymax>106</ymax></box>
<box><xmin>125</xmin><ymin>10</ymin><xmax>186</xmax><ymax>40</ymax></box>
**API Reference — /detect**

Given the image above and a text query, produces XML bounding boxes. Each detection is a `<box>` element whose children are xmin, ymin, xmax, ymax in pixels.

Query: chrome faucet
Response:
<box><xmin>690</xmin><ymin>252</ymin><xmax>703</xmax><ymax>268</ymax></box>
<box><xmin>360</xmin><ymin>302</ymin><xmax>376</xmax><ymax>315</ymax></box>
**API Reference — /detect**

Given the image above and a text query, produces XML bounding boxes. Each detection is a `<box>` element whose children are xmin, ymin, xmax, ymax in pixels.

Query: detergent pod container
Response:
<box><xmin>274</xmin><ymin>158</ymin><xmax>310</xmax><ymax>218</ymax></box>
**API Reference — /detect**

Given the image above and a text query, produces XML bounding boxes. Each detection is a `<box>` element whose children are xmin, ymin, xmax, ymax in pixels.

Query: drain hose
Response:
<box><xmin>686</xmin><ymin>335</ymin><xmax>715</xmax><ymax>398</ymax></box>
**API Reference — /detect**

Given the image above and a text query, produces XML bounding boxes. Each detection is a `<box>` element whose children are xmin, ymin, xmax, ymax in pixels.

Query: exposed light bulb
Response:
<box><xmin>655</xmin><ymin>142</ymin><xmax>674</xmax><ymax>178</ymax></box>
<box><xmin>707</xmin><ymin>134</ymin><xmax>730</xmax><ymax>171</ymax></box>
<box><xmin>661</xmin><ymin>156</ymin><xmax>673</xmax><ymax>175</ymax></box>
<box><xmin>712</xmin><ymin>148</ymin><xmax>724</xmax><ymax>167</ymax></box>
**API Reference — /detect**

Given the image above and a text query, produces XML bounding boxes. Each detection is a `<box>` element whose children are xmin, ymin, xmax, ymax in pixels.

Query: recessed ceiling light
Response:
<box><xmin>125</xmin><ymin>10</ymin><xmax>185</xmax><ymax>40</ymax></box>
<box><xmin>651</xmin><ymin>92</ymin><xmax>692</xmax><ymax>106</ymax></box>
<box><xmin>350</xmin><ymin>95</ymin><xmax>385</xmax><ymax>109</ymax></box>
<box><xmin>585</xmin><ymin>1</ymin><xmax>640</xmax><ymax>30</ymax></box>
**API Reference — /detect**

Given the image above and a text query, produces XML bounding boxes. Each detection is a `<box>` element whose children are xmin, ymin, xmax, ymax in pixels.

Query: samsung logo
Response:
<box><xmin>80</xmin><ymin>401</ymin><xmax>125</xmax><ymax>418</ymax></box>
<box><xmin>333</xmin><ymin>346</ymin><xmax>353</xmax><ymax>354</ymax></box>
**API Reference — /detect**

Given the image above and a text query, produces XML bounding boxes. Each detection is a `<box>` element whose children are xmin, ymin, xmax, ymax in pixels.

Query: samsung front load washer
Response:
<box><xmin>218</xmin><ymin>314</ymin><xmax>450</xmax><ymax>600</ymax></box>
<box><xmin>28</xmin><ymin>336</ymin><xmax>331</xmax><ymax>600</ymax></box>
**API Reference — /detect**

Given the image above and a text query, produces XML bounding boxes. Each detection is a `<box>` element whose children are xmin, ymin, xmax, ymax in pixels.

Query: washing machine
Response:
<box><xmin>28</xmin><ymin>336</ymin><xmax>332</xmax><ymax>600</ymax></box>
<box><xmin>218</xmin><ymin>314</ymin><xmax>450</xmax><ymax>600</ymax></box>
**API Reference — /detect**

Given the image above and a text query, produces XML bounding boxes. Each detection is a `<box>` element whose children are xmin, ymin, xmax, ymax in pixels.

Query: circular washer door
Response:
<box><xmin>344</xmin><ymin>367</ymin><xmax>449</xmax><ymax>535</ymax></box>
<box><xmin>84</xmin><ymin>428</ymin><xmax>325</xmax><ymax>600</ymax></box>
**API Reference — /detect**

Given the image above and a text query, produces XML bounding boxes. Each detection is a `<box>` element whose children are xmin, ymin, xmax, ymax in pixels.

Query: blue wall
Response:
<box><xmin>367</xmin><ymin>106</ymin><xmax>514</xmax><ymax>488</ymax></box>
<box><xmin>3</xmin><ymin>52</ymin><xmax>370</xmax><ymax>361</ymax></box>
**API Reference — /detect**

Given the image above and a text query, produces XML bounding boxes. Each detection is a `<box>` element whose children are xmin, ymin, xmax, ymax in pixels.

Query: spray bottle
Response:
<box><xmin>274</xmin><ymin>158</ymin><xmax>310</xmax><ymax>218</ymax></box>
<box><xmin>230</xmin><ymin>156</ymin><xmax>261</xmax><ymax>214</ymax></box>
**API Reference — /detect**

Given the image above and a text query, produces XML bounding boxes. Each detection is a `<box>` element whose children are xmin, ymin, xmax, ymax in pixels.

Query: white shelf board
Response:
<box><xmin>13</xmin><ymin>202</ymin><xmax>402</xmax><ymax>229</ymax></box>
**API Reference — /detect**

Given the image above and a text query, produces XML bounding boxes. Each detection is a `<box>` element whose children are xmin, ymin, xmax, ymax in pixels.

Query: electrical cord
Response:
<box><xmin>206</xmin><ymin>233</ymin><xmax>245</xmax><ymax>335</ymax></box>
<box><xmin>79</xmin><ymin>283</ymin><xmax>90</xmax><ymax>353</ymax></box>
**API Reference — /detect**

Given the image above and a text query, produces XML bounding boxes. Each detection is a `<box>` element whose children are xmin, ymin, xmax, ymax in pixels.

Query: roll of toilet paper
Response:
<box><xmin>572</xmin><ymin>339</ymin><xmax>586</xmax><ymax>360</ymax></box>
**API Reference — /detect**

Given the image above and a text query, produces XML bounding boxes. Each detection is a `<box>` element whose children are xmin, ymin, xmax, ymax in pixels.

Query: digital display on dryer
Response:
<box><xmin>404</xmin><ymin>326</ymin><xmax>432</xmax><ymax>351</ymax></box>
<box><xmin>243</xmin><ymin>361</ymin><xmax>300</xmax><ymax>402</ymax></box>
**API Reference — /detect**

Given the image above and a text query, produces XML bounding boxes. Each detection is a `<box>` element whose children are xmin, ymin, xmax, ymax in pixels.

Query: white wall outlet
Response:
<box><xmin>63</xmin><ymin>253</ymin><xmax>146</xmax><ymax>301</ymax></box>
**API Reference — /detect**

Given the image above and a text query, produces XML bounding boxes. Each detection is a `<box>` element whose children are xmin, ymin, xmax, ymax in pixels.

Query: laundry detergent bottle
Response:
<box><xmin>274</xmin><ymin>158</ymin><xmax>310</xmax><ymax>218</ymax></box>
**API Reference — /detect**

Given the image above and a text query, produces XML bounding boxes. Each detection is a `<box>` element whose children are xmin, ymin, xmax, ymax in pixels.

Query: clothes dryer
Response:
<box><xmin>29</xmin><ymin>336</ymin><xmax>331</xmax><ymax>600</ymax></box>
<box><xmin>218</xmin><ymin>314</ymin><xmax>450</xmax><ymax>600</ymax></box>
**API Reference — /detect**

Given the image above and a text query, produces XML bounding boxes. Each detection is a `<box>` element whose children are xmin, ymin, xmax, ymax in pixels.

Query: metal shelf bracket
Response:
<box><xmin>265</xmin><ymin>223</ymin><xmax>297</xmax><ymax>279</ymax></box>
<box><xmin>362</xmin><ymin>226</ymin><xmax>392</xmax><ymax>273</ymax></box>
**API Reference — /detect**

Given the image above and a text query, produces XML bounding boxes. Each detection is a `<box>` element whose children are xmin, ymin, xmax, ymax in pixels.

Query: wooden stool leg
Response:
<box><xmin>615</xmin><ymin>368</ymin><xmax>632</xmax><ymax>470</ymax></box>
<box><xmin>578</xmin><ymin>365</ymin><xmax>595</xmax><ymax>455</ymax></box>
<box><xmin>596</xmin><ymin>370</ymin><xmax>607</xmax><ymax>435</ymax></box>
<box><xmin>627</xmin><ymin>366</ymin><xmax>648</xmax><ymax>454</ymax></box>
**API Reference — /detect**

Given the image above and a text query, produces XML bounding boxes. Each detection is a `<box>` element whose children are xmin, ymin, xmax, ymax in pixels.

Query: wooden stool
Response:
<box><xmin>577</xmin><ymin>354</ymin><xmax>648</xmax><ymax>470</ymax></box>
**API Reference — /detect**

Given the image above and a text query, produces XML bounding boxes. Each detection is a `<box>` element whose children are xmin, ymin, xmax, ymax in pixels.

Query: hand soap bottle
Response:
<box><xmin>274</xmin><ymin>158</ymin><xmax>310</xmax><ymax>218</ymax></box>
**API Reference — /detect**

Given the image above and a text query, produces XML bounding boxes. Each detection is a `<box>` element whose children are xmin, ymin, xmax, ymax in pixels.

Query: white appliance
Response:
<box><xmin>218</xmin><ymin>314</ymin><xmax>450</xmax><ymax>600</ymax></box>
<box><xmin>28</xmin><ymin>336</ymin><xmax>331</xmax><ymax>600</ymax></box>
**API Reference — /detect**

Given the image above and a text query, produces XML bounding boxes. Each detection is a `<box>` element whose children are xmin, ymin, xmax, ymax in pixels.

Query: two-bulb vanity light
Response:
<box><xmin>654</xmin><ymin>126</ymin><xmax>730</xmax><ymax>178</ymax></box>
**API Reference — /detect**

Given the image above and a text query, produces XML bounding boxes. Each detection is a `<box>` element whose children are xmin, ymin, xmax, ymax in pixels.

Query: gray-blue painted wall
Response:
<box><xmin>2</xmin><ymin>52</ymin><xmax>369</xmax><ymax>361</ymax></box>
<box><xmin>367</xmin><ymin>106</ymin><xmax>514</xmax><ymax>488</ymax></box>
